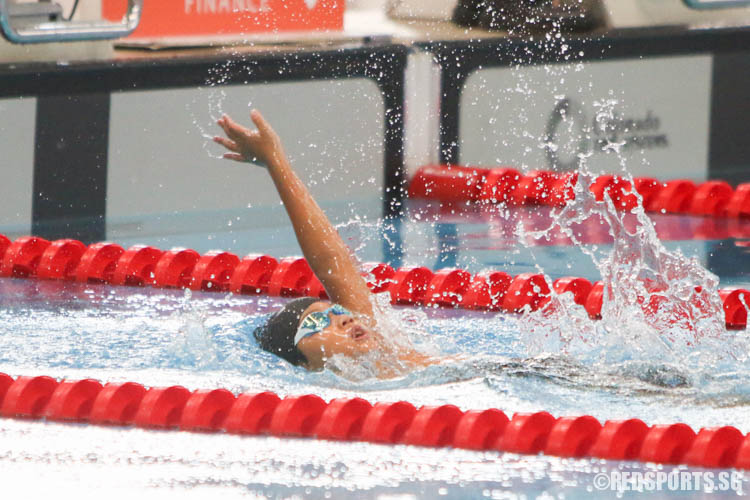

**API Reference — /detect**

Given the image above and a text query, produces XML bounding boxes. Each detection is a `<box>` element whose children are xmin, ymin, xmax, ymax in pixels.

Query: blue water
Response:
<box><xmin>1</xmin><ymin>203</ymin><xmax>749</xmax><ymax>498</ymax></box>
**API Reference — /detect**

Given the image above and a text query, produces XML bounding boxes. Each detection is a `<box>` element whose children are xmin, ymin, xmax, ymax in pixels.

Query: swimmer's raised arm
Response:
<box><xmin>214</xmin><ymin>110</ymin><xmax>373</xmax><ymax>318</ymax></box>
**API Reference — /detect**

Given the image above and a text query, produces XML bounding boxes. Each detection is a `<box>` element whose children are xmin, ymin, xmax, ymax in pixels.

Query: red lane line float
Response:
<box><xmin>737</xmin><ymin>435</ymin><xmax>750</xmax><ymax>469</ymax></box>
<box><xmin>0</xmin><ymin>371</ymin><xmax>748</xmax><ymax>469</ymax></box>
<box><xmin>461</xmin><ymin>275</ymin><xmax>491</xmax><ymax>310</ymax></box>
<box><xmin>134</xmin><ymin>385</ymin><xmax>191</xmax><ymax>429</ymax></box>
<box><xmin>453</xmin><ymin>409</ymin><xmax>509</xmax><ymax>450</ymax></box>
<box><xmin>0</xmin><ymin>375</ymin><xmax>59</xmax><ymax>419</ymax></box>
<box><xmin>460</xmin><ymin>271</ymin><xmax>513</xmax><ymax>311</ymax></box>
<box><xmin>223</xmin><ymin>391</ymin><xmax>281</xmax><ymax>435</ymax></box>
<box><xmin>545</xmin><ymin>415</ymin><xmax>602</xmax><ymax>458</ymax></box>
<box><xmin>90</xmin><ymin>382</ymin><xmax>147</xmax><ymax>425</ymax></box>
<box><xmin>589</xmin><ymin>418</ymin><xmax>650</xmax><ymax>461</ymax></box>
<box><xmin>633</xmin><ymin>177</ymin><xmax>662</xmax><ymax>210</ymax></box>
<box><xmin>229</xmin><ymin>254</ymin><xmax>278</xmax><ymax>295</ymax></box>
<box><xmin>478</xmin><ymin>168</ymin><xmax>521</xmax><ymax>204</ymax></box>
<box><xmin>548</xmin><ymin>172</ymin><xmax>577</xmax><ymax>207</ymax></box>
<box><xmin>426</xmin><ymin>268</ymin><xmax>472</xmax><ymax>307</ymax></box>
<box><xmin>112</xmin><ymin>245</ymin><xmax>164</xmax><ymax>286</ymax></box>
<box><xmin>639</xmin><ymin>423</ymin><xmax>697</xmax><ymax>465</ymax></box>
<box><xmin>497</xmin><ymin>411</ymin><xmax>557</xmax><ymax>455</ymax></box>
<box><xmin>37</xmin><ymin>239</ymin><xmax>87</xmax><ymax>280</ymax></box>
<box><xmin>360</xmin><ymin>401</ymin><xmax>417</xmax><ymax>444</ymax></box>
<box><xmin>0</xmin><ymin>373</ymin><xmax>13</xmax><ymax>408</ymax></box>
<box><xmin>719</xmin><ymin>288</ymin><xmax>750</xmax><ymax>329</ymax></box>
<box><xmin>502</xmin><ymin>273</ymin><xmax>551</xmax><ymax>312</ymax></box>
<box><xmin>511</xmin><ymin>171</ymin><xmax>558</xmax><ymax>206</ymax></box>
<box><xmin>484</xmin><ymin>271</ymin><xmax>512</xmax><ymax>309</ymax></box>
<box><xmin>76</xmin><ymin>242</ymin><xmax>125</xmax><ymax>284</ymax></box>
<box><xmin>0</xmin><ymin>233</ymin><xmax>748</xmax><ymax>329</ymax></box>
<box><xmin>649</xmin><ymin>180</ymin><xmax>696</xmax><ymax>214</ymax></box>
<box><xmin>726</xmin><ymin>183</ymin><xmax>750</xmax><ymax>218</ymax></box>
<box><xmin>409</xmin><ymin>166</ymin><xmax>750</xmax><ymax>222</ymax></box>
<box><xmin>0</xmin><ymin>236</ymin><xmax>50</xmax><ymax>278</ymax></box>
<box><xmin>267</xmin><ymin>257</ymin><xmax>314</xmax><ymax>297</ymax></box>
<box><xmin>402</xmin><ymin>404</ymin><xmax>464</xmax><ymax>447</ymax></box>
<box><xmin>389</xmin><ymin>266</ymin><xmax>433</xmax><ymax>305</ymax></box>
<box><xmin>588</xmin><ymin>175</ymin><xmax>616</xmax><ymax>202</ymax></box>
<box><xmin>314</xmin><ymin>397</ymin><xmax>373</xmax><ymax>441</ymax></box>
<box><xmin>689</xmin><ymin>181</ymin><xmax>734</xmax><ymax>216</ymax></box>
<box><xmin>189</xmin><ymin>250</ymin><xmax>240</xmax><ymax>292</ymax></box>
<box><xmin>180</xmin><ymin>388</ymin><xmax>236</xmax><ymax>432</ymax></box>
<box><xmin>589</xmin><ymin>175</ymin><xmax>638</xmax><ymax>211</ymax></box>
<box><xmin>153</xmin><ymin>248</ymin><xmax>200</xmax><ymax>289</ymax></box>
<box><xmin>553</xmin><ymin>277</ymin><xmax>593</xmax><ymax>307</ymax></box>
<box><xmin>585</xmin><ymin>281</ymin><xmax>604</xmax><ymax>319</ymax></box>
<box><xmin>268</xmin><ymin>394</ymin><xmax>327</xmax><ymax>437</ymax></box>
<box><xmin>408</xmin><ymin>164</ymin><xmax>489</xmax><ymax>202</ymax></box>
<box><xmin>0</xmin><ymin>234</ymin><xmax>10</xmax><ymax>262</ymax></box>
<box><xmin>43</xmin><ymin>379</ymin><xmax>103</xmax><ymax>422</ymax></box>
<box><xmin>684</xmin><ymin>426</ymin><xmax>744</xmax><ymax>468</ymax></box>
<box><xmin>363</xmin><ymin>262</ymin><xmax>396</xmax><ymax>293</ymax></box>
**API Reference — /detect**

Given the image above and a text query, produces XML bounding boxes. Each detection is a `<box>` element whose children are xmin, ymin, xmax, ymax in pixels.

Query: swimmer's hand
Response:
<box><xmin>214</xmin><ymin>110</ymin><xmax>283</xmax><ymax>169</ymax></box>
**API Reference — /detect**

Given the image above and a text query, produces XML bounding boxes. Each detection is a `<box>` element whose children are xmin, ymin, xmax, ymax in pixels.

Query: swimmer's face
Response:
<box><xmin>295</xmin><ymin>301</ymin><xmax>378</xmax><ymax>370</ymax></box>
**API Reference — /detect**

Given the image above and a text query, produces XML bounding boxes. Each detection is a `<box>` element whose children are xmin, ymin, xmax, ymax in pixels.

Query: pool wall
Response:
<box><xmin>423</xmin><ymin>28</ymin><xmax>750</xmax><ymax>181</ymax></box>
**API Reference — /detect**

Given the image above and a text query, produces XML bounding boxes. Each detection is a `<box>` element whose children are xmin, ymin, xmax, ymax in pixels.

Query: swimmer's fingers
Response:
<box><xmin>213</xmin><ymin>135</ymin><xmax>239</xmax><ymax>152</ymax></box>
<box><xmin>215</xmin><ymin>140</ymin><xmax>266</xmax><ymax>166</ymax></box>
<box><xmin>218</xmin><ymin>114</ymin><xmax>253</xmax><ymax>143</ymax></box>
<box><xmin>250</xmin><ymin>109</ymin><xmax>276</xmax><ymax>139</ymax></box>
<box><xmin>217</xmin><ymin>113</ymin><xmax>275</xmax><ymax>168</ymax></box>
<box><xmin>222</xmin><ymin>153</ymin><xmax>246</xmax><ymax>162</ymax></box>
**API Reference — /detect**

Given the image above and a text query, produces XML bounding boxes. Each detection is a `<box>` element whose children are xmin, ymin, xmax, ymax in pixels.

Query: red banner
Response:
<box><xmin>102</xmin><ymin>0</ymin><xmax>345</xmax><ymax>38</ymax></box>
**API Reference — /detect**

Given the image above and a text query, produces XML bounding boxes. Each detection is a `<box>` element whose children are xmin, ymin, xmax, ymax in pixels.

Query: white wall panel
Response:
<box><xmin>108</xmin><ymin>79</ymin><xmax>384</xmax><ymax>244</ymax></box>
<box><xmin>0</xmin><ymin>97</ymin><xmax>36</xmax><ymax>235</ymax></box>
<box><xmin>460</xmin><ymin>55</ymin><xmax>713</xmax><ymax>180</ymax></box>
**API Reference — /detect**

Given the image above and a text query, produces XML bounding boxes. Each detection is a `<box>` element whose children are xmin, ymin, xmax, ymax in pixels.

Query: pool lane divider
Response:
<box><xmin>0</xmin><ymin>372</ymin><xmax>748</xmax><ymax>470</ymax></box>
<box><xmin>408</xmin><ymin>165</ymin><xmax>750</xmax><ymax>218</ymax></box>
<box><xmin>1</xmin><ymin>233</ymin><xmax>749</xmax><ymax>329</ymax></box>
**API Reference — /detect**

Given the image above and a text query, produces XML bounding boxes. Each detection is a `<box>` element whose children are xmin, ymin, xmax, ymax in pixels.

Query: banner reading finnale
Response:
<box><xmin>102</xmin><ymin>0</ymin><xmax>344</xmax><ymax>38</ymax></box>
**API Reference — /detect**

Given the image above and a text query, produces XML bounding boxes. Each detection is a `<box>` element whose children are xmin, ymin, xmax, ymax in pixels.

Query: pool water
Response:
<box><xmin>108</xmin><ymin>198</ymin><xmax>750</xmax><ymax>286</ymax></box>
<box><xmin>1</xmin><ymin>199</ymin><xmax>749</xmax><ymax>498</ymax></box>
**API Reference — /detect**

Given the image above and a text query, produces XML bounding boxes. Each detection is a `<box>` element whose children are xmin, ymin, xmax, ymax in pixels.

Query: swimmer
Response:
<box><xmin>215</xmin><ymin>110</ymin><xmax>438</xmax><ymax>376</ymax></box>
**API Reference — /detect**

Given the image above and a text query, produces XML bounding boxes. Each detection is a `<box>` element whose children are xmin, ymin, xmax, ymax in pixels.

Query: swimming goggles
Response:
<box><xmin>294</xmin><ymin>304</ymin><xmax>352</xmax><ymax>345</ymax></box>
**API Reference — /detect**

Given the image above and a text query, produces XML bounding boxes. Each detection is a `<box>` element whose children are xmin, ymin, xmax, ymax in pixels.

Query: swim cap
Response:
<box><xmin>253</xmin><ymin>297</ymin><xmax>319</xmax><ymax>366</ymax></box>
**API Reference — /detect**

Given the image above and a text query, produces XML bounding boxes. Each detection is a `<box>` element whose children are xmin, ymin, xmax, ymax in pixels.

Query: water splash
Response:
<box><xmin>517</xmin><ymin>156</ymin><xmax>750</xmax><ymax>385</ymax></box>
<box><xmin>167</xmin><ymin>288</ymin><xmax>221</xmax><ymax>369</ymax></box>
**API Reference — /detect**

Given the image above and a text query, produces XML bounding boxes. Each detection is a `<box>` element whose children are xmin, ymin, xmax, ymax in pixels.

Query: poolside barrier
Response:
<box><xmin>1</xmin><ymin>233</ymin><xmax>749</xmax><ymax>328</ymax></box>
<box><xmin>408</xmin><ymin>165</ymin><xmax>750</xmax><ymax>218</ymax></box>
<box><xmin>0</xmin><ymin>372</ymin><xmax>748</xmax><ymax>469</ymax></box>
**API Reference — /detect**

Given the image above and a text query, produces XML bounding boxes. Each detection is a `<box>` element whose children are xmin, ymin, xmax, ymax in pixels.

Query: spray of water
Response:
<box><xmin>517</xmin><ymin>131</ymin><xmax>750</xmax><ymax>389</ymax></box>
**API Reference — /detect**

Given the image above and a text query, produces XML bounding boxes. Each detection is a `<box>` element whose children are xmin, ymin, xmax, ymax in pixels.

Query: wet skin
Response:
<box><xmin>295</xmin><ymin>300</ymin><xmax>381</xmax><ymax>370</ymax></box>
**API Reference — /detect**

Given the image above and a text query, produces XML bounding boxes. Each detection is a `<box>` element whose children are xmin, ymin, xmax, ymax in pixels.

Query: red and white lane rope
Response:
<box><xmin>1</xmin><ymin>233</ymin><xmax>748</xmax><ymax>328</ymax></box>
<box><xmin>0</xmin><ymin>372</ymin><xmax>748</xmax><ymax>469</ymax></box>
<box><xmin>409</xmin><ymin>164</ymin><xmax>750</xmax><ymax>218</ymax></box>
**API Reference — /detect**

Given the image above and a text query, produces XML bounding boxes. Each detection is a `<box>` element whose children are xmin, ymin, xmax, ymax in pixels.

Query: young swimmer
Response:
<box><xmin>214</xmin><ymin>110</ymin><xmax>438</xmax><ymax>376</ymax></box>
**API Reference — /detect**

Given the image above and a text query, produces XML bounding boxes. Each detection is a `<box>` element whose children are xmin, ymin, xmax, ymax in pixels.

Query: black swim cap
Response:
<box><xmin>254</xmin><ymin>297</ymin><xmax>319</xmax><ymax>366</ymax></box>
